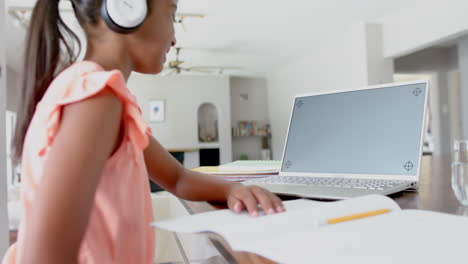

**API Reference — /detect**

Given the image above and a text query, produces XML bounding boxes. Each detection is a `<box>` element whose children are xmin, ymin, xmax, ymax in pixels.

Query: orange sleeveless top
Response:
<box><xmin>2</xmin><ymin>61</ymin><xmax>155</xmax><ymax>263</ymax></box>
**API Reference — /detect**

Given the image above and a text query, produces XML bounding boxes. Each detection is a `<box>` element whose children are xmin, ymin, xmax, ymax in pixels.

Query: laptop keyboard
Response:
<box><xmin>249</xmin><ymin>176</ymin><xmax>408</xmax><ymax>191</ymax></box>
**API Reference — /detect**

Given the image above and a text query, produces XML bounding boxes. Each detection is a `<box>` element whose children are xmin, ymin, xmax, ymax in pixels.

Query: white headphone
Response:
<box><xmin>101</xmin><ymin>0</ymin><xmax>148</xmax><ymax>34</ymax></box>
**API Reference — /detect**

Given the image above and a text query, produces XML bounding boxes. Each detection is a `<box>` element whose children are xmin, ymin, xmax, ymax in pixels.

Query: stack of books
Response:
<box><xmin>192</xmin><ymin>160</ymin><xmax>281</xmax><ymax>182</ymax></box>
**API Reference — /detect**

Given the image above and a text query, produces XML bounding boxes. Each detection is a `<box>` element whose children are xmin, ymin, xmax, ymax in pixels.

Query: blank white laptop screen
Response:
<box><xmin>281</xmin><ymin>83</ymin><xmax>427</xmax><ymax>176</ymax></box>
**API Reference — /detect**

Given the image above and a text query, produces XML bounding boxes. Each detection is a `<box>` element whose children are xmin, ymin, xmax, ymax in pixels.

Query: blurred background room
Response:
<box><xmin>1</xmin><ymin>0</ymin><xmax>468</xmax><ymax>262</ymax></box>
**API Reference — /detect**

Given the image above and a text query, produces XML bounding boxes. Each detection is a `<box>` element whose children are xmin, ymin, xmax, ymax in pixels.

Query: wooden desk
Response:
<box><xmin>179</xmin><ymin>155</ymin><xmax>467</xmax><ymax>263</ymax></box>
<box><xmin>391</xmin><ymin>155</ymin><xmax>463</xmax><ymax>214</ymax></box>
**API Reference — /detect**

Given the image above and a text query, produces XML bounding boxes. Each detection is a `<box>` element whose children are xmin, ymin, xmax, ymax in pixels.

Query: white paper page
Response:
<box><xmin>153</xmin><ymin>195</ymin><xmax>400</xmax><ymax>250</ymax></box>
<box><xmin>152</xmin><ymin>198</ymin><xmax>321</xmax><ymax>233</ymax></box>
<box><xmin>236</xmin><ymin>210</ymin><xmax>468</xmax><ymax>264</ymax></box>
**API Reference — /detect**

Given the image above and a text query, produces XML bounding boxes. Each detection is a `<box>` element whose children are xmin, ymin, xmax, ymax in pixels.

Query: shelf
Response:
<box><xmin>167</xmin><ymin>148</ymin><xmax>200</xmax><ymax>153</ymax></box>
<box><xmin>233</xmin><ymin>135</ymin><xmax>264</xmax><ymax>137</ymax></box>
<box><xmin>198</xmin><ymin>142</ymin><xmax>220</xmax><ymax>148</ymax></box>
<box><xmin>232</xmin><ymin>135</ymin><xmax>271</xmax><ymax>138</ymax></box>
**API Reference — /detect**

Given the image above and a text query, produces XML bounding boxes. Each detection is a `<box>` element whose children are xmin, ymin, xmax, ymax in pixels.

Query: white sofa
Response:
<box><xmin>151</xmin><ymin>191</ymin><xmax>223</xmax><ymax>264</ymax></box>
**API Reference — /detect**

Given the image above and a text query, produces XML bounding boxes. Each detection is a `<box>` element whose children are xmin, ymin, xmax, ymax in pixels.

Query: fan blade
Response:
<box><xmin>189</xmin><ymin>66</ymin><xmax>242</xmax><ymax>70</ymax></box>
<box><xmin>186</xmin><ymin>68</ymin><xmax>213</xmax><ymax>73</ymax></box>
<box><xmin>169</xmin><ymin>61</ymin><xmax>184</xmax><ymax>68</ymax></box>
<box><xmin>176</xmin><ymin>13</ymin><xmax>205</xmax><ymax>19</ymax></box>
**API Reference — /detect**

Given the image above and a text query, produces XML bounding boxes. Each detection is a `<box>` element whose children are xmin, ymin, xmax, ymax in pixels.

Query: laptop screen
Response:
<box><xmin>281</xmin><ymin>82</ymin><xmax>427</xmax><ymax>176</ymax></box>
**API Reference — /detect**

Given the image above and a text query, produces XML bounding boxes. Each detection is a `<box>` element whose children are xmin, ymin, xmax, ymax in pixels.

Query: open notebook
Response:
<box><xmin>153</xmin><ymin>195</ymin><xmax>468</xmax><ymax>264</ymax></box>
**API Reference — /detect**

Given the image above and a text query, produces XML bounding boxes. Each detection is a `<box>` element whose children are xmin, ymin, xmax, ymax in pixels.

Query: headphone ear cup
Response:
<box><xmin>101</xmin><ymin>0</ymin><xmax>148</xmax><ymax>34</ymax></box>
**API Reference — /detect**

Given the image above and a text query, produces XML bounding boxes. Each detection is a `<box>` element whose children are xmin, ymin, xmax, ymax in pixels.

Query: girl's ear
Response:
<box><xmin>101</xmin><ymin>0</ymin><xmax>148</xmax><ymax>34</ymax></box>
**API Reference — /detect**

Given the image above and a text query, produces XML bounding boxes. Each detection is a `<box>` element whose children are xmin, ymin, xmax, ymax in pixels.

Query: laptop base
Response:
<box><xmin>243</xmin><ymin>181</ymin><xmax>416</xmax><ymax>200</ymax></box>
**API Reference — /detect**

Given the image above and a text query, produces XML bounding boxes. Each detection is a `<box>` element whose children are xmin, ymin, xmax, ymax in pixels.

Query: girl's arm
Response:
<box><xmin>144</xmin><ymin>136</ymin><xmax>284</xmax><ymax>216</ymax></box>
<box><xmin>20</xmin><ymin>90</ymin><xmax>122</xmax><ymax>264</ymax></box>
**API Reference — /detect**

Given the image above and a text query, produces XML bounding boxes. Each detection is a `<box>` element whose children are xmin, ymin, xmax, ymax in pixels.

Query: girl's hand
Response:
<box><xmin>226</xmin><ymin>184</ymin><xmax>286</xmax><ymax>216</ymax></box>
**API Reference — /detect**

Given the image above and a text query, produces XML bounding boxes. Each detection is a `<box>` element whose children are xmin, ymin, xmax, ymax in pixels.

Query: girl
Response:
<box><xmin>3</xmin><ymin>0</ymin><xmax>284</xmax><ymax>263</ymax></box>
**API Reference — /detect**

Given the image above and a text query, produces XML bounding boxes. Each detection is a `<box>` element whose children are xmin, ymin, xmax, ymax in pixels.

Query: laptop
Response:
<box><xmin>244</xmin><ymin>80</ymin><xmax>429</xmax><ymax>199</ymax></box>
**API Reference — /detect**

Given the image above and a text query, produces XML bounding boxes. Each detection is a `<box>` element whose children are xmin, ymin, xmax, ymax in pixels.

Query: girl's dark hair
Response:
<box><xmin>12</xmin><ymin>0</ymin><xmax>102</xmax><ymax>164</ymax></box>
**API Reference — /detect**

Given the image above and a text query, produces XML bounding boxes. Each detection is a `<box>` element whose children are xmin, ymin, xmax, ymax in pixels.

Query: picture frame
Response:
<box><xmin>149</xmin><ymin>99</ymin><xmax>165</xmax><ymax>123</ymax></box>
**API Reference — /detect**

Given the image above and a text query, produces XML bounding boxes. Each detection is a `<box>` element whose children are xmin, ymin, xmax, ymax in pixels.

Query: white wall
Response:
<box><xmin>458</xmin><ymin>37</ymin><xmax>468</xmax><ymax>139</ymax></box>
<box><xmin>127</xmin><ymin>74</ymin><xmax>233</xmax><ymax>164</ymax></box>
<box><xmin>230</xmin><ymin>77</ymin><xmax>269</xmax><ymax>125</ymax></box>
<box><xmin>365</xmin><ymin>24</ymin><xmax>394</xmax><ymax>85</ymax></box>
<box><xmin>446</xmin><ymin>50</ymin><xmax>461</xmax><ymax>143</ymax></box>
<box><xmin>267</xmin><ymin>23</ymin><xmax>390</xmax><ymax>159</ymax></box>
<box><xmin>6</xmin><ymin>67</ymin><xmax>19</xmax><ymax>112</ymax></box>
<box><xmin>381</xmin><ymin>0</ymin><xmax>468</xmax><ymax>58</ymax></box>
<box><xmin>0</xmin><ymin>0</ymin><xmax>11</xmax><ymax>254</ymax></box>
<box><xmin>230</xmin><ymin>77</ymin><xmax>269</xmax><ymax>160</ymax></box>
<box><xmin>447</xmin><ymin>71</ymin><xmax>462</xmax><ymax>142</ymax></box>
<box><xmin>448</xmin><ymin>47</ymin><xmax>460</xmax><ymax>72</ymax></box>
<box><xmin>394</xmin><ymin>48</ymin><xmax>458</xmax><ymax>73</ymax></box>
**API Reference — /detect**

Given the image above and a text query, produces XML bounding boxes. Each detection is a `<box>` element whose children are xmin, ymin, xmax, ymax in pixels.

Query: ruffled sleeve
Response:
<box><xmin>37</xmin><ymin>65</ymin><xmax>151</xmax><ymax>159</ymax></box>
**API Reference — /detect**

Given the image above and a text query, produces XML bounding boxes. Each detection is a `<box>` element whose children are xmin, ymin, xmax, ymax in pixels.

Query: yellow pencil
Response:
<box><xmin>325</xmin><ymin>209</ymin><xmax>391</xmax><ymax>225</ymax></box>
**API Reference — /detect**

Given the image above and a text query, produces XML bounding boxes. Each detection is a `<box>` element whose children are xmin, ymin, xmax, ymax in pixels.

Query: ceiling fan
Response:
<box><xmin>174</xmin><ymin>13</ymin><xmax>205</xmax><ymax>32</ymax></box>
<box><xmin>163</xmin><ymin>47</ymin><xmax>242</xmax><ymax>76</ymax></box>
